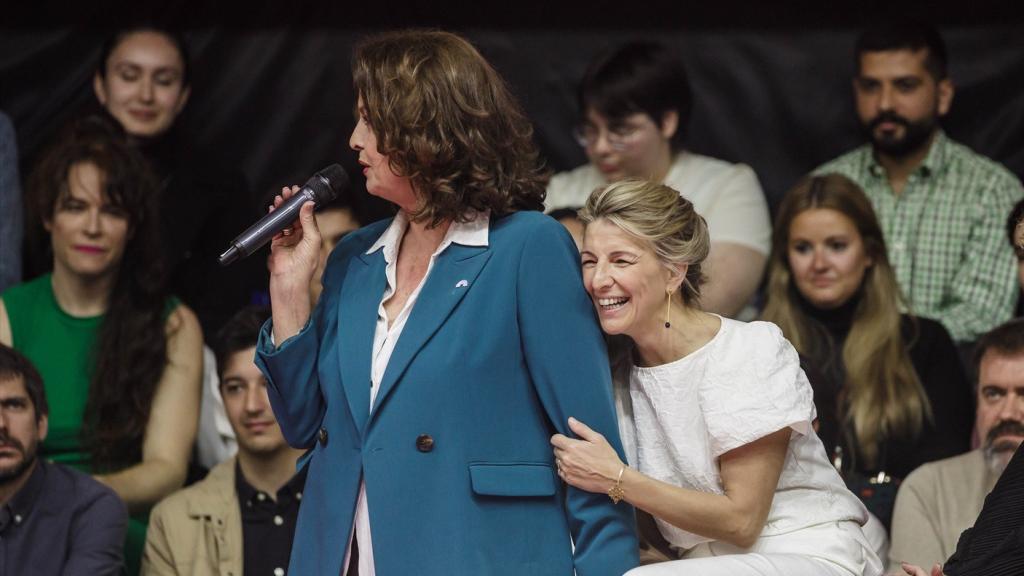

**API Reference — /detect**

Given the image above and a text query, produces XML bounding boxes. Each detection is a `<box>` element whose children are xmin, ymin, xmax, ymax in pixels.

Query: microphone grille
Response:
<box><xmin>305</xmin><ymin>164</ymin><xmax>349</xmax><ymax>204</ymax></box>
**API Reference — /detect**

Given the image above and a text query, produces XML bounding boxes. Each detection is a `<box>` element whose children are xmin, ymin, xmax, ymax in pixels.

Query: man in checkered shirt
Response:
<box><xmin>815</xmin><ymin>20</ymin><xmax>1024</xmax><ymax>345</ymax></box>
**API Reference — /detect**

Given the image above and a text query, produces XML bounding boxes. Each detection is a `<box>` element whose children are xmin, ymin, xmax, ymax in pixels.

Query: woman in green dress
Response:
<box><xmin>0</xmin><ymin>116</ymin><xmax>203</xmax><ymax>574</ymax></box>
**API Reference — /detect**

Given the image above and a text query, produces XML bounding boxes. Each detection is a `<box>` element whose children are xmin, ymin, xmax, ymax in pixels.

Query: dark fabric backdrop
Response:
<box><xmin>3</xmin><ymin>22</ymin><xmax>1024</xmax><ymax>225</ymax></box>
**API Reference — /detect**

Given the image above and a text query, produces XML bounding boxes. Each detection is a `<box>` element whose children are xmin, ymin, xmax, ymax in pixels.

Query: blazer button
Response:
<box><xmin>318</xmin><ymin>427</ymin><xmax>328</xmax><ymax>446</ymax></box>
<box><xmin>416</xmin><ymin>434</ymin><xmax>434</xmax><ymax>452</ymax></box>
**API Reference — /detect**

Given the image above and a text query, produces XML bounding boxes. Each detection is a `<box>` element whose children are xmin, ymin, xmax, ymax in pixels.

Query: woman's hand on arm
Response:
<box><xmin>94</xmin><ymin>305</ymin><xmax>203</xmax><ymax>514</ymax></box>
<box><xmin>554</xmin><ymin>419</ymin><xmax>791</xmax><ymax>548</ymax></box>
<box><xmin>267</xmin><ymin>185</ymin><xmax>322</xmax><ymax>343</ymax></box>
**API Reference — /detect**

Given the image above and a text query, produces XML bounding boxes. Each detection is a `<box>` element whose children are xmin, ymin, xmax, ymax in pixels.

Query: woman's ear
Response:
<box><xmin>665</xmin><ymin>261</ymin><xmax>688</xmax><ymax>293</ymax></box>
<box><xmin>660</xmin><ymin>110</ymin><xmax>679</xmax><ymax>141</ymax></box>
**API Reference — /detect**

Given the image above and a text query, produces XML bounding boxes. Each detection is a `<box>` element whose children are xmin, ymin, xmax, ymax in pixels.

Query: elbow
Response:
<box><xmin>722</xmin><ymin>514</ymin><xmax>765</xmax><ymax>549</ymax></box>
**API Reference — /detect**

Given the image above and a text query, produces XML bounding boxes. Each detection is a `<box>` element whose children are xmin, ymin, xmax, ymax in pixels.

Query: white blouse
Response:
<box><xmin>614</xmin><ymin>317</ymin><xmax>867</xmax><ymax>551</ymax></box>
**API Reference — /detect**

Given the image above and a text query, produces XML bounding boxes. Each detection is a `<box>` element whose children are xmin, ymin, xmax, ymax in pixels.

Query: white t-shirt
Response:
<box><xmin>614</xmin><ymin>317</ymin><xmax>867</xmax><ymax>551</ymax></box>
<box><xmin>546</xmin><ymin>151</ymin><xmax>771</xmax><ymax>255</ymax></box>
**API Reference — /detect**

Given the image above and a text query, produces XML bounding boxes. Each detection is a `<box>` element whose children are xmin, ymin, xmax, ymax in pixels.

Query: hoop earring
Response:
<box><xmin>665</xmin><ymin>290</ymin><xmax>672</xmax><ymax>329</ymax></box>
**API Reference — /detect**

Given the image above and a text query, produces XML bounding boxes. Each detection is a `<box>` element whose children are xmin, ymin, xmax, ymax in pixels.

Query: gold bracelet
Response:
<box><xmin>608</xmin><ymin>466</ymin><xmax>626</xmax><ymax>504</ymax></box>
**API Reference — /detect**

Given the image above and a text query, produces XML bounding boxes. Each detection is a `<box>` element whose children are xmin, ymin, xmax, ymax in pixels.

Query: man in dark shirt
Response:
<box><xmin>0</xmin><ymin>344</ymin><xmax>127</xmax><ymax>575</ymax></box>
<box><xmin>142</xmin><ymin>306</ymin><xmax>306</xmax><ymax>576</ymax></box>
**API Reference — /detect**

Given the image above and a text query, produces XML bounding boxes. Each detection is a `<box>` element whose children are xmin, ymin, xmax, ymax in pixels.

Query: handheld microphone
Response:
<box><xmin>219</xmin><ymin>164</ymin><xmax>349</xmax><ymax>266</ymax></box>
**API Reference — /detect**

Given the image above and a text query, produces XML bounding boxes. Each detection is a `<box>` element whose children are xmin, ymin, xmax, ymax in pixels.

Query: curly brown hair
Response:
<box><xmin>352</xmin><ymin>30</ymin><xmax>547</xmax><ymax>226</ymax></box>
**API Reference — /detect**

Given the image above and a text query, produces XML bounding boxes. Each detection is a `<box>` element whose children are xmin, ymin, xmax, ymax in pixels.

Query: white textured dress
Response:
<box><xmin>615</xmin><ymin>317</ymin><xmax>883</xmax><ymax>576</ymax></box>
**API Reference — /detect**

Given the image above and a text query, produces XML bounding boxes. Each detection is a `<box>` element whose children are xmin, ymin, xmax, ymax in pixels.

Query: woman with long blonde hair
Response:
<box><xmin>762</xmin><ymin>173</ymin><xmax>973</xmax><ymax>527</ymax></box>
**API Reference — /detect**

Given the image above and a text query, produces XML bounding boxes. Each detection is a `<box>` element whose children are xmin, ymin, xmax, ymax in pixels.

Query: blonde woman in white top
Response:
<box><xmin>550</xmin><ymin>179</ymin><xmax>882</xmax><ymax>576</ymax></box>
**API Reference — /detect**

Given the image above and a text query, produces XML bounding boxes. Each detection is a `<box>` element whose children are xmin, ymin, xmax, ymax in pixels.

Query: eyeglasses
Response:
<box><xmin>572</xmin><ymin>123</ymin><xmax>643</xmax><ymax>152</ymax></box>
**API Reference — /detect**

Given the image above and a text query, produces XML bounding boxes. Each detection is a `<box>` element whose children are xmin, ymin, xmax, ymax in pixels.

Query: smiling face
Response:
<box><xmin>45</xmin><ymin>162</ymin><xmax>130</xmax><ymax>282</ymax></box>
<box><xmin>854</xmin><ymin>49</ymin><xmax>952</xmax><ymax>158</ymax></box>
<box><xmin>93</xmin><ymin>30</ymin><xmax>190</xmax><ymax>139</ymax></box>
<box><xmin>349</xmin><ymin>97</ymin><xmax>418</xmax><ymax>212</ymax></box>
<box><xmin>581</xmin><ymin>108</ymin><xmax>677</xmax><ymax>184</ymax></box>
<box><xmin>787</xmin><ymin>208</ymin><xmax>874</xmax><ymax>310</ymax></box>
<box><xmin>581</xmin><ymin>218</ymin><xmax>680</xmax><ymax>338</ymax></box>
<box><xmin>0</xmin><ymin>375</ymin><xmax>46</xmax><ymax>486</ymax></box>
<box><xmin>976</xmin><ymin>349</ymin><xmax>1024</xmax><ymax>473</ymax></box>
<box><xmin>220</xmin><ymin>347</ymin><xmax>288</xmax><ymax>456</ymax></box>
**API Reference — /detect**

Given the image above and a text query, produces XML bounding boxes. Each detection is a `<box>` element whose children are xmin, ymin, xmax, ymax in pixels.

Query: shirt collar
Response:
<box><xmin>1</xmin><ymin>460</ymin><xmax>46</xmax><ymax>531</ymax></box>
<box><xmin>868</xmin><ymin>129</ymin><xmax>947</xmax><ymax>179</ymax></box>
<box><xmin>234</xmin><ymin>459</ymin><xmax>309</xmax><ymax>506</ymax></box>
<box><xmin>365</xmin><ymin>210</ymin><xmax>490</xmax><ymax>261</ymax></box>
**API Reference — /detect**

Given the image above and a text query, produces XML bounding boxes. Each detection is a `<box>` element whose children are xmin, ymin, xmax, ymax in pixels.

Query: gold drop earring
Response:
<box><xmin>664</xmin><ymin>289</ymin><xmax>673</xmax><ymax>329</ymax></box>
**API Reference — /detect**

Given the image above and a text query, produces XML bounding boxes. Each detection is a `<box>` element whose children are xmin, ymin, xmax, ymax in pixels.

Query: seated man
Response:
<box><xmin>0</xmin><ymin>344</ymin><xmax>127</xmax><ymax>575</ymax></box>
<box><xmin>815</xmin><ymin>19</ymin><xmax>1024</xmax><ymax>344</ymax></box>
<box><xmin>143</xmin><ymin>307</ymin><xmax>306</xmax><ymax>576</ymax></box>
<box><xmin>889</xmin><ymin>317</ymin><xmax>1024</xmax><ymax>570</ymax></box>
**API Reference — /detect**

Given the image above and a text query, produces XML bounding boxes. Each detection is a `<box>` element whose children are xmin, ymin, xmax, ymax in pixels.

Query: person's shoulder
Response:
<box><xmin>903</xmin><ymin>449</ymin><xmax>984</xmax><ymax>489</ymax></box>
<box><xmin>722</xmin><ymin>317</ymin><xmax>786</xmax><ymax>346</ymax></box>
<box><xmin>939</xmin><ymin>136</ymin><xmax>1023</xmax><ymax>196</ymax></box>
<box><xmin>812</xmin><ymin>145</ymin><xmax>873</xmax><ymax>177</ymax></box>
<box><xmin>546</xmin><ymin>163</ymin><xmax>603</xmax><ymax>210</ymax></box>
<box><xmin>2</xmin><ymin>274</ymin><xmax>49</xmax><ymax>299</ymax></box>
<box><xmin>42</xmin><ymin>461</ymin><xmax>126</xmax><ymax>516</ymax></box>
<box><xmin>151</xmin><ymin>459</ymin><xmax>235</xmax><ymax>519</ymax></box>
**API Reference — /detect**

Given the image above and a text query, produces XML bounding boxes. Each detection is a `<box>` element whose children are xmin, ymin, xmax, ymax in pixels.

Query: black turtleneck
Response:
<box><xmin>797</xmin><ymin>292</ymin><xmax>974</xmax><ymax>482</ymax></box>
<box><xmin>136</xmin><ymin>126</ymin><xmax>268</xmax><ymax>336</ymax></box>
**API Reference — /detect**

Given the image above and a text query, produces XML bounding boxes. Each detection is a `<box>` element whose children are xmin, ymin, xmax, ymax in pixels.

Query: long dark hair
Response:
<box><xmin>761</xmin><ymin>174</ymin><xmax>931</xmax><ymax>468</ymax></box>
<box><xmin>28</xmin><ymin>116</ymin><xmax>169</xmax><ymax>471</ymax></box>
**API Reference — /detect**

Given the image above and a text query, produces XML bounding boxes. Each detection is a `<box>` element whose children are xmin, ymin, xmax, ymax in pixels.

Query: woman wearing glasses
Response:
<box><xmin>546</xmin><ymin>42</ymin><xmax>771</xmax><ymax>319</ymax></box>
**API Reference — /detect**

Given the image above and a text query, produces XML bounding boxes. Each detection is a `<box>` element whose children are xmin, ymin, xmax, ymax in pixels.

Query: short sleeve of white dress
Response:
<box><xmin>701</xmin><ymin>320</ymin><xmax>816</xmax><ymax>460</ymax></box>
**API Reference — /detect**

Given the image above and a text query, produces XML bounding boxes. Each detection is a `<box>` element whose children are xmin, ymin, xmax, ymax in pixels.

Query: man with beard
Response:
<box><xmin>888</xmin><ymin>317</ymin><xmax>1024</xmax><ymax>571</ymax></box>
<box><xmin>0</xmin><ymin>344</ymin><xmax>127</xmax><ymax>575</ymax></box>
<box><xmin>815</xmin><ymin>20</ymin><xmax>1024</xmax><ymax>345</ymax></box>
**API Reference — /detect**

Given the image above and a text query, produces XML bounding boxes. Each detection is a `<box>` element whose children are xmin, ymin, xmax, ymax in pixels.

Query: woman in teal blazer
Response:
<box><xmin>255</xmin><ymin>30</ymin><xmax>638</xmax><ymax>576</ymax></box>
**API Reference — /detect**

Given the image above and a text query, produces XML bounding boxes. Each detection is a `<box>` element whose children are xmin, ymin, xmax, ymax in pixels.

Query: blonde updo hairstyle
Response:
<box><xmin>578</xmin><ymin>178</ymin><xmax>709</xmax><ymax>307</ymax></box>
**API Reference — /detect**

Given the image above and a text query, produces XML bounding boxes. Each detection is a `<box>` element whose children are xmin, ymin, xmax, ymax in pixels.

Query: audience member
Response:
<box><xmin>0</xmin><ymin>344</ymin><xmax>127</xmax><ymax>576</ymax></box>
<box><xmin>91</xmin><ymin>26</ymin><xmax>264</xmax><ymax>335</ymax></box>
<box><xmin>762</xmin><ymin>173</ymin><xmax>973</xmax><ymax>528</ymax></box>
<box><xmin>553</xmin><ymin>179</ymin><xmax>881</xmax><ymax>575</ymax></box>
<box><xmin>0</xmin><ymin>111</ymin><xmax>21</xmax><ymax>293</ymax></box>
<box><xmin>0</xmin><ymin>116</ymin><xmax>203</xmax><ymax>575</ymax></box>
<box><xmin>546</xmin><ymin>41</ymin><xmax>771</xmax><ymax>318</ymax></box>
<box><xmin>143</xmin><ymin>306</ymin><xmax>305</xmax><ymax>576</ymax></box>
<box><xmin>814</xmin><ymin>20</ymin><xmax>1024</xmax><ymax>344</ymax></box>
<box><xmin>888</xmin><ymin>318</ymin><xmax>1024</xmax><ymax>571</ymax></box>
<box><xmin>310</xmin><ymin>196</ymin><xmax>361</xmax><ymax>304</ymax></box>
<box><xmin>1009</xmin><ymin>199</ymin><xmax>1024</xmax><ymax>316</ymax></box>
<box><xmin>546</xmin><ymin>206</ymin><xmax>585</xmax><ymax>250</ymax></box>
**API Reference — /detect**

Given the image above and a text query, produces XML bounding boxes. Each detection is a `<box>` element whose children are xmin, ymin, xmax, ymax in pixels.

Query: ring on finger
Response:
<box><xmin>282</xmin><ymin>227</ymin><xmax>293</xmax><ymax>236</ymax></box>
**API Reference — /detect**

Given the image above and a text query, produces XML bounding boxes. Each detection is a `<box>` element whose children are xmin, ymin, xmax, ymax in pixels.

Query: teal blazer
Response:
<box><xmin>255</xmin><ymin>211</ymin><xmax>638</xmax><ymax>575</ymax></box>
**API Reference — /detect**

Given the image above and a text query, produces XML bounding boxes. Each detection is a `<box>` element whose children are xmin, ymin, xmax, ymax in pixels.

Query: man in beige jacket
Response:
<box><xmin>888</xmin><ymin>318</ymin><xmax>1024</xmax><ymax>572</ymax></box>
<box><xmin>143</xmin><ymin>307</ymin><xmax>307</xmax><ymax>576</ymax></box>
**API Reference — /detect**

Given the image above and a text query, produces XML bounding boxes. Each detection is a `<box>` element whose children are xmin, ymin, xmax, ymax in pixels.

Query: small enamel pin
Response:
<box><xmin>455</xmin><ymin>279</ymin><xmax>469</xmax><ymax>288</ymax></box>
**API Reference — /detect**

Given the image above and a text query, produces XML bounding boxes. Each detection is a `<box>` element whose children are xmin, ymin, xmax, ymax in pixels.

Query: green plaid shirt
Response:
<box><xmin>815</xmin><ymin>131</ymin><xmax>1023</xmax><ymax>342</ymax></box>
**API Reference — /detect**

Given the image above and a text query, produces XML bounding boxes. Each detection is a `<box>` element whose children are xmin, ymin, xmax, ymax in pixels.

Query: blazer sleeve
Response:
<box><xmin>515</xmin><ymin>216</ymin><xmax>640</xmax><ymax>576</ymax></box>
<box><xmin>254</xmin><ymin>240</ymin><xmax>354</xmax><ymax>449</ymax></box>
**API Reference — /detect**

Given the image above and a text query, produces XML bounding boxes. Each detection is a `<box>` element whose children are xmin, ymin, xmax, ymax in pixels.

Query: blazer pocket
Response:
<box><xmin>468</xmin><ymin>463</ymin><xmax>557</xmax><ymax>497</ymax></box>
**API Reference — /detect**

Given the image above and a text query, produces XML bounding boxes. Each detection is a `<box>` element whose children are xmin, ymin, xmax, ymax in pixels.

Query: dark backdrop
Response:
<box><xmin>3</xmin><ymin>4</ymin><xmax>1024</xmax><ymax>225</ymax></box>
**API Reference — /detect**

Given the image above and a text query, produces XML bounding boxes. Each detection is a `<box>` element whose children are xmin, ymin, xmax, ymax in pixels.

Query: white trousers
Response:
<box><xmin>626</xmin><ymin>521</ymin><xmax>883</xmax><ymax>576</ymax></box>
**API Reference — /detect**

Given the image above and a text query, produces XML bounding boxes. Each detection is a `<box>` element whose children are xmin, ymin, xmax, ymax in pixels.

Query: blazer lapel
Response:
<box><xmin>336</xmin><ymin>249</ymin><xmax>387</xmax><ymax>436</ymax></box>
<box><xmin>370</xmin><ymin>244</ymin><xmax>492</xmax><ymax>419</ymax></box>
